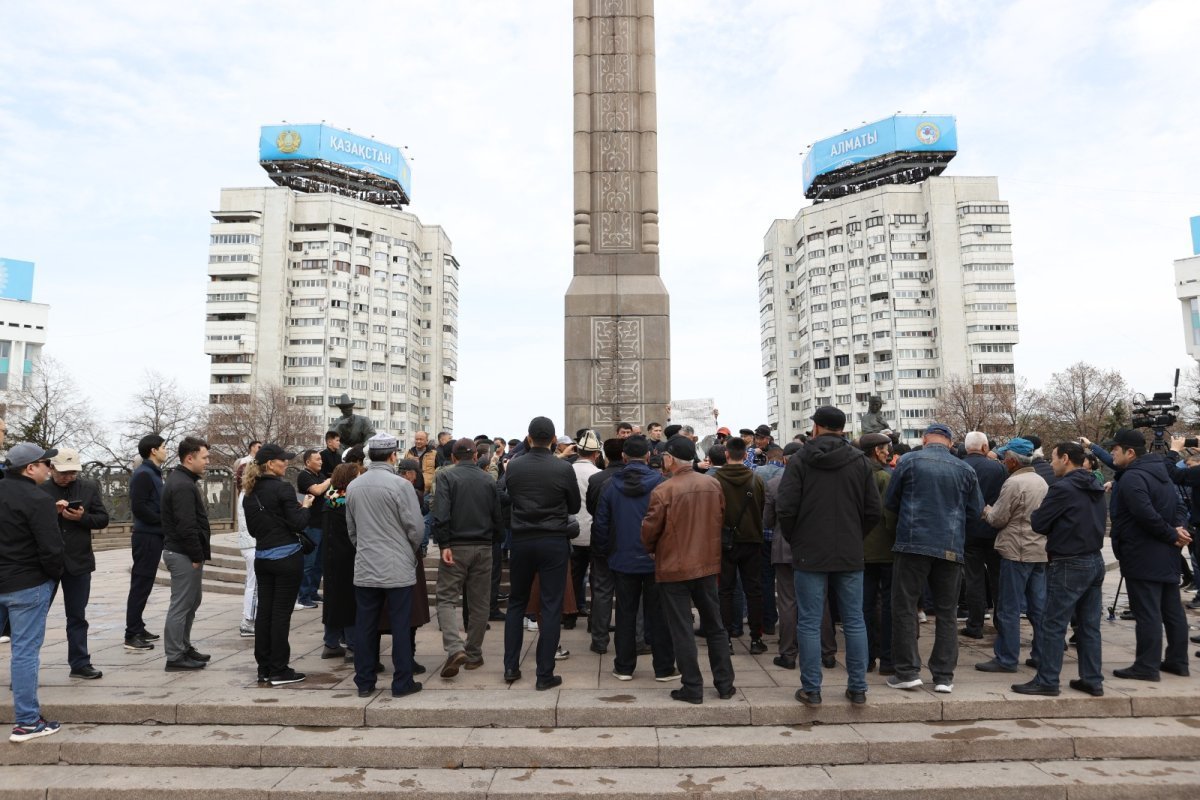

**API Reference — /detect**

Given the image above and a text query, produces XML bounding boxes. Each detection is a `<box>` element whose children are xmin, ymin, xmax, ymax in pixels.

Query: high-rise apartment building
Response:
<box><xmin>1174</xmin><ymin>215</ymin><xmax>1200</xmax><ymax>362</ymax></box>
<box><xmin>0</xmin><ymin>258</ymin><xmax>48</xmax><ymax>393</ymax></box>
<box><xmin>205</xmin><ymin>125</ymin><xmax>458</xmax><ymax>437</ymax></box>
<box><xmin>759</xmin><ymin>116</ymin><xmax>1019</xmax><ymax>441</ymax></box>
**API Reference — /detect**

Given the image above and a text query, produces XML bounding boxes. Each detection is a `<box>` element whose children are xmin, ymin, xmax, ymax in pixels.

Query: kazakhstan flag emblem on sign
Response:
<box><xmin>276</xmin><ymin>130</ymin><xmax>302</xmax><ymax>154</ymax></box>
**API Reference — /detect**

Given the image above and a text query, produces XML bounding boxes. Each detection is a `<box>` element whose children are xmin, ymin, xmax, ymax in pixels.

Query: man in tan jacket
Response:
<box><xmin>975</xmin><ymin>438</ymin><xmax>1049</xmax><ymax>673</ymax></box>
<box><xmin>641</xmin><ymin>435</ymin><xmax>735</xmax><ymax>704</ymax></box>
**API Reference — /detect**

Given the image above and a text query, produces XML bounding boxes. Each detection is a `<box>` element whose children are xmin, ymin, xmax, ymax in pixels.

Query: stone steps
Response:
<box><xmin>2</xmin><ymin>760</ymin><xmax>1199</xmax><ymax>798</ymax></box>
<box><xmin>3</xmin><ymin>716</ymin><xmax>1199</xmax><ymax>770</ymax></box>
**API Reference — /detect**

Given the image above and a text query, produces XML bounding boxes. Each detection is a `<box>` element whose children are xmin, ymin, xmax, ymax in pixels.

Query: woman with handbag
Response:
<box><xmin>242</xmin><ymin>444</ymin><xmax>313</xmax><ymax>686</ymax></box>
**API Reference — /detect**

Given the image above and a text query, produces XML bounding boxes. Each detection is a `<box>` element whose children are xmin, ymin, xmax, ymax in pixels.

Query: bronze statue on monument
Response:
<box><xmin>860</xmin><ymin>395</ymin><xmax>892</xmax><ymax>436</ymax></box>
<box><xmin>331</xmin><ymin>393</ymin><xmax>376</xmax><ymax>450</ymax></box>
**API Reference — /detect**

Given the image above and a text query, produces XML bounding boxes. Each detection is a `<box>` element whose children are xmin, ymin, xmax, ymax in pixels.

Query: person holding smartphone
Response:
<box><xmin>40</xmin><ymin>449</ymin><xmax>109</xmax><ymax>680</ymax></box>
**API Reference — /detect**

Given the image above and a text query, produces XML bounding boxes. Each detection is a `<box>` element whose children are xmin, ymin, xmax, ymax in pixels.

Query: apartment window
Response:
<box><xmin>210</xmin><ymin>234</ymin><xmax>260</xmax><ymax>245</ymax></box>
<box><xmin>285</xmin><ymin>356</ymin><xmax>323</xmax><ymax>367</ymax></box>
<box><xmin>865</xmin><ymin>216</ymin><xmax>883</xmax><ymax>228</ymax></box>
<box><xmin>893</xmin><ymin>214</ymin><xmax>919</xmax><ymax>224</ymax></box>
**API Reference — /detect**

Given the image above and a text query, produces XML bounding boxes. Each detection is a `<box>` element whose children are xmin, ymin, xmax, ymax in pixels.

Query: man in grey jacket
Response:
<box><xmin>347</xmin><ymin>433</ymin><xmax>425</xmax><ymax>699</ymax></box>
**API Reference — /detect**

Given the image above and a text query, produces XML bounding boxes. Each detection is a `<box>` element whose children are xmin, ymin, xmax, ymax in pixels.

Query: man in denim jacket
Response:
<box><xmin>884</xmin><ymin>423</ymin><xmax>984</xmax><ymax>694</ymax></box>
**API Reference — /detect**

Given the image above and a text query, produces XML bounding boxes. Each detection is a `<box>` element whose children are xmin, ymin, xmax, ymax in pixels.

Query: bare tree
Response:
<box><xmin>934</xmin><ymin>375</ymin><xmax>1010</xmax><ymax>442</ymax></box>
<box><xmin>2</xmin><ymin>355</ymin><xmax>100</xmax><ymax>452</ymax></box>
<box><xmin>1032</xmin><ymin>362</ymin><xmax>1128</xmax><ymax>443</ymax></box>
<box><xmin>93</xmin><ymin>370</ymin><xmax>202</xmax><ymax>467</ymax></box>
<box><xmin>201</xmin><ymin>383</ymin><xmax>323</xmax><ymax>467</ymax></box>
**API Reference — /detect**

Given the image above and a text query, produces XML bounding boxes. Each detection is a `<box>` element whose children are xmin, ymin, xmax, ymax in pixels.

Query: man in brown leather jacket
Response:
<box><xmin>641</xmin><ymin>435</ymin><xmax>735</xmax><ymax>704</ymax></box>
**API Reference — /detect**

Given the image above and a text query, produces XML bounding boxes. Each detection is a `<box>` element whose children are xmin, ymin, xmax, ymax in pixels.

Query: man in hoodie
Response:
<box><xmin>1011</xmin><ymin>441</ymin><xmax>1109</xmax><ymax>696</ymax></box>
<box><xmin>715</xmin><ymin>437</ymin><xmax>767</xmax><ymax>654</ymax></box>
<box><xmin>1106</xmin><ymin>428</ymin><xmax>1192</xmax><ymax>681</ymax></box>
<box><xmin>584</xmin><ymin>437</ymin><xmax>625</xmax><ymax>654</ymax></box>
<box><xmin>592</xmin><ymin>435</ymin><xmax>675</xmax><ymax>681</ymax></box>
<box><xmin>776</xmin><ymin>406</ymin><xmax>881</xmax><ymax>705</ymax></box>
<box><xmin>976</xmin><ymin>438</ymin><xmax>1049</xmax><ymax>674</ymax></box>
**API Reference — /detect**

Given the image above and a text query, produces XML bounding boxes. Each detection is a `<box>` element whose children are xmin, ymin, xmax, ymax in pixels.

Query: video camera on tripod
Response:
<box><xmin>1129</xmin><ymin>369</ymin><xmax>1181</xmax><ymax>452</ymax></box>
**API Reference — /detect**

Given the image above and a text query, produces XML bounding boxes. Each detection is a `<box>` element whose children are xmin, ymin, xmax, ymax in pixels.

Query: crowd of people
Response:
<box><xmin>1</xmin><ymin>408</ymin><xmax>1199</xmax><ymax>742</ymax></box>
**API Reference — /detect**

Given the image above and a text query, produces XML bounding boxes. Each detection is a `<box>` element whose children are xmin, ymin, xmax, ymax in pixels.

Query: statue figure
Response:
<box><xmin>332</xmin><ymin>393</ymin><xmax>376</xmax><ymax>451</ymax></box>
<box><xmin>861</xmin><ymin>395</ymin><xmax>892</xmax><ymax>436</ymax></box>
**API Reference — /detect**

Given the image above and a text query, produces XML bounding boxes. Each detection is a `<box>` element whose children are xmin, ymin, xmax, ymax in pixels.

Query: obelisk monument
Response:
<box><xmin>565</xmin><ymin>0</ymin><xmax>670</xmax><ymax>437</ymax></box>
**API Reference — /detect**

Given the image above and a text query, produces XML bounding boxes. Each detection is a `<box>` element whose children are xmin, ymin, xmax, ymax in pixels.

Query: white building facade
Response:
<box><xmin>759</xmin><ymin>176</ymin><xmax>1019</xmax><ymax>441</ymax></box>
<box><xmin>1174</xmin><ymin>216</ymin><xmax>1200</xmax><ymax>362</ymax></box>
<box><xmin>205</xmin><ymin>187</ymin><xmax>458</xmax><ymax>437</ymax></box>
<box><xmin>0</xmin><ymin>298</ymin><xmax>48</xmax><ymax>393</ymax></box>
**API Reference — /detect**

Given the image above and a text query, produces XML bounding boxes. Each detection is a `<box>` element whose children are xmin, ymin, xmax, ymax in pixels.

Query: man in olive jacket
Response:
<box><xmin>713</xmin><ymin>437</ymin><xmax>766</xmax><ymax>653</ymax></box>
<box><xmin>775</xmin><ymin>406</ymin><xmax>881</xmax><ymax>706</ymax></box>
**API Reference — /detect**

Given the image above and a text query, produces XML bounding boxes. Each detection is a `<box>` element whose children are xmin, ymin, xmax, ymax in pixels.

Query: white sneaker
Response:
<box><xmin>612</xmin><ymin>671</ymin><xmax>633</xmax><ymax>681</ymax></box>
<box><xmin>555</xmin><ymin>646</ymin><xmax>570</xmax><ymax>661</ymax></box>
<box><xmin>0</xmin><ymin>636</ymin><xmax>10</xmax><ymax>644</ymax></box>
<box><xmin>886</xmin><ymin>675</ymin><xmax>923</xmax><ymax>690</ymax></box>
<box><xmin>524</xmin><ymin>618</ymin><xmax>538</xmax><ymax>631</ymax></box>
<box><xmin>917</xmin><ymin>611</ymin><xmax>928</xmax><ymax>623</ymax></box>
<box><xmin>239</xmin><ymin>621</ymin><xmax>255</xmax><ymax>638</ymax></box>
<box><xmin>934</xmin><ymin>683</ymin><xmax>954</xmax><ymax>694</ymax></box>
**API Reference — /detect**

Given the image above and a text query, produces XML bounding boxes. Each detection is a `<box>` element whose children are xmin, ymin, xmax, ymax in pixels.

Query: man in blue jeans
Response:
<box><xmin>775</xmin><ymin>406</ymin><xmax>881</xmax><ymax>706</ymax></box>
<box><xmin>0</xmin><ymin>443</ymin><xmax>65</xmax><ymax>742</ymax></box>
<box><xmin>1012</xmin><ymin>441</ymin><xmax>1109</xmax><ymax>696</ymax></box>
<box><xmin>976</xmin><ymin>438</ymin><xmax>1049</xmax><ymax>674</ymax></box>
<box><xmin>296</xmin><ymin>449</ymin><xmax>331</xmax><ymax>610</ymax></box>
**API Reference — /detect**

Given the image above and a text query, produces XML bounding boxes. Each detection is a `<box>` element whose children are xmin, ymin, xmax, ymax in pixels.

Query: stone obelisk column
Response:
<box><xmin>565</xmin><ymin>0</ymin><xmax>670</xmax><ymax>438</ymax></box>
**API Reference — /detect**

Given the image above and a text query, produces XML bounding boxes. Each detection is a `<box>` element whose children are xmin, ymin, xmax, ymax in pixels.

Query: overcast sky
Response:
<box><xmin>3</xmin><ymin>0</ymin><xmax>1199</xmax><ymax>443</ymax></box>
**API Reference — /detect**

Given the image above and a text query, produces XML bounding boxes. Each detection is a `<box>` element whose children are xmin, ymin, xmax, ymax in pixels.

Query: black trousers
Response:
<box><xmin>125</xmin><ymin>532</ymin><xmax>164</xmax><ymax>638</ymax></box>
<box><xmin>568</xmin><ymin>544</ymin><xmax>591</xmax><ymax>616</ymax></box>
<box><xmin>613</xmin><ymin>571</ymin><xmax>674</xmax><ymax>677</ymax></box>
<box><xmin>56</xmin><ymin>571</ymin><xmax>93</xmax><ymax>670</ymax></box>
<box><xmin>660</xmin><ymin>575</ymin><xmax>735</xmax><ymax>699</ymax></box>
<box><xmin>354</xmin><ymin>585</ymin><xmax>416</xmax><ymax>694</ymax></box>
<box><xmin>504</xmin><ymin>537</ymin><xmax>569</xmax><ymax>680</ymax></box>
<box><xmin>1124</xmin><ymin>577</ymin><xmax>1189</xmax><ymax>674</ymax></box>
<box><xmin>489</xmin><ymin>539</ymin><xmax>503</xmax><ymax>615</ymax></box>
<box><xmin>892</xmin><ymin>552</ymin><xmax>962</xmax><ymax>684</ymax></box>
<box><xmin>719</xmin><ymin>542</ymin><xmax>763</xmax><ymax>638</ymax></box>
<box><xmin>963</xmin><ymin>538</ymin><xmax>1000</xmax><ymax>634</ymax></box>
<box><xmin>254</xmin><ymin>552</ymin><xmax>303</xmax><ymax>677</ymax></box>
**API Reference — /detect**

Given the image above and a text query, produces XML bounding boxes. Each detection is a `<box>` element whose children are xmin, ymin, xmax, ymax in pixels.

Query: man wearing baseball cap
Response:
<box><xmin>41</xmin><ymin>448</ymin><xmax>109</xmax><ymax>680</ymax></box>
<box><xmin>0</xmin><ymin>443</ymin><xmax>64</xmax><ymax>741</ymax></box>
<box><xmin>884</xmin><ymin>422</ymin><xmax>984</xmax><ymax>694</ymax></box>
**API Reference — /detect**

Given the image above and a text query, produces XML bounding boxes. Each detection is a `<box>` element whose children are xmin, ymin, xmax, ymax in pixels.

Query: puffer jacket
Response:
<box><xmin>714</xmin><ymin>463</ymin><xmax>765</xmax><ymax>544</ymax></box>
<box><xmin>592</xmin><ymin>461</ymin><xmax>664</xmax><ymax>574</ymax></box>
<box><xmin>641</xmin><ymin>467</ymin><xmax>725</xmax><ymax>582</ymax></box>
<box><xmin>984</xmin><ymin>466</ymin><xmax>1049</xmax><ymax>562</ymax></box>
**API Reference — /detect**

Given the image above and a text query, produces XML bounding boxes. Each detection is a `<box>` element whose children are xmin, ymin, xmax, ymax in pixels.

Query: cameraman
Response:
<box><xmin>1168</xmin><ymin>436</ymin><xmax>1200</xmax><ymax>611</ymax></box>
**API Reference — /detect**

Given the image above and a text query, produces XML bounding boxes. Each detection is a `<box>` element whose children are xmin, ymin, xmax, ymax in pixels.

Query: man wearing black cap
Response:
<box><xmin>642</xmin><ymin>435</ymin><xmax>735</xmax><ymax>703</ymax></box>
<box><xmin>433</xmin><ymin>438</ymin><xmax>503</xmax><ymax>677</ymax></box>
<box><xmin>776</xmin><ymin>406</ymin><xmax>880</xmax><ymax>705</ymax></box>
<box><xmin>1106</xmin><ymin>428</ymin><xmax>1192</xmax><ymax>680</ymax></box>
<box><xmin>499</xmin><ymin>417</ymin><xmax>581</xmax><ymax>690</ymax></box>
<box><xmin>884</xmin><ymin>423</ymin><xmax>983</xmax><ymax>694</ymax></box>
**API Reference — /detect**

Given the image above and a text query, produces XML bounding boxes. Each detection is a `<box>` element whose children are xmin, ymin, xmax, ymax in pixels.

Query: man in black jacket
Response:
<box><xmin>161</xmin><ymin>436</ymin><xmax>212</xmax><ymax>672</ymax></box>
<box><xmin>499</xmin><ymin>417</ymin><xmax>581</xmax><ymax>690</ymax></box>
<box><xmin>0</xmin><ymin>443</ymin><xmax>64</xmax><ymax>742</ymax></box>
<box><xmin>1107</xmin><ymin>428</ymin><xmax>1192</xmax><ymax>680</ymax></box>
<box><xmin>434</xmin><ymin>438</ymin><xmax>503</xmax><ymax>678</ymax></box>
<box><xmin>41</xmin><ymin>449</ymin><xmax>109</xmax><ymax>679</ymax></box>
<box><xmin>961</xmin><ymin>431</ymin><xmax>1007</xmax><ymax>639</ymax></box>
<box><xmin>775</xmin><ymin>406</ymin><xmax>881</xmax><ymax>706</ymax></box>
<box><xmin>1012</xmin><ymin>441</ymin><xmax>1108</xmax><ymax>697</ymax></box>
<box><xmin>124</xmin><ymin>435</ymin><xmax>166</xmax><ymax>652</ymax></box>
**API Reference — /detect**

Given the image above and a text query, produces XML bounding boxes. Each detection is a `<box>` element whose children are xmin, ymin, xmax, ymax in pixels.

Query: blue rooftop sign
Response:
<box><xmin>803</xmin><ymin>115</ymin><xmax>958</xmax><ymax>194</ymax></box>
<box><xmin>259</xmin><ymin>124</ymin><xmax>412</xmax><ymax>199</ymax></box>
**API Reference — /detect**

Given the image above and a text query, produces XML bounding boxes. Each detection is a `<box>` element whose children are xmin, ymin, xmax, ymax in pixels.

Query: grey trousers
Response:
<box><xmin>774</xmin><ymin>564</ymin><xmax>797</xmax><ymax>659</ymax></box>
<box><xmin>162</xmin><ymin>550</ymin><xmax>203</xmax><ymax>661</ymax></box>
<box><xmin>436</xmin><ymin>543</ymin><xmax>492</xmax><ymax>662</ymax></box>
<box><xmin>589</xmin><ymin>552</ymin><xmax>616</xmax><ymax>651</ymax></box>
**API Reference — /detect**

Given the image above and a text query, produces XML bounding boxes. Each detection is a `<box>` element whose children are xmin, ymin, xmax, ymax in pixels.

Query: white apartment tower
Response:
<box><xmin>205</xmin><ymin>125</ymin><xmax>458</xmax><ymax>437</ymax></box>
<box><xmin>760</xmin><ymin>116</ymin><xmax>1018</xmax><ymax>441</ymax></box>
<box><xmin>1173</xmin><ymin>216</ymin><xmax>1200</xmax><ymax>362</ymax></box>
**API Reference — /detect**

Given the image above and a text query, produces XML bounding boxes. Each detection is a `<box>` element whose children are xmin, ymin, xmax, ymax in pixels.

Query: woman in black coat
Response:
<box><xmin>321</xmin><ymin>462</ymin><xmax>364</xmax><ymax>659</ymax></box>
<box><xmin>242</xmin><ymin>445</ymin><xmax>312</xmax><ymax>686</ymax></box>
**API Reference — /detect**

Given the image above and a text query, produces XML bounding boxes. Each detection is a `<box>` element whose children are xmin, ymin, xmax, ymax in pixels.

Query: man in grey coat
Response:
<box><xmin>347</xmin><ymin>433</ymin><xmax>425</xmax><ymax>699</ymax></box>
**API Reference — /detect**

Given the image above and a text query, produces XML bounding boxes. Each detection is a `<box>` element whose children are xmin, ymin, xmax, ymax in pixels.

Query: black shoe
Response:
<box><xmin>717</xmin><ymin>686</ymin><xmax>737</xmax><ymax>700</ymax></box>
<box><xmin>69</xmin><ymin>666</ymin><xmax>102</xmax><ymax>680</ymax></box>
<box><xmin>1025</xmin><ymin>658</ymin><xmax>1040</xmax><ymax>669</ymax></box>
<box><xmin>1119</xmin><ymin>609</ymin><xmax>1135</xmax><ymax>620</ymax></box>
<box><xmin>772</xmin><ymin>655</ymin><xmax>796</xmax><ymax>669</ymax></box>
<box><xmin>504</xmin><ymin>669</ymin><xmax>522</xmax><ymax>683</ymax></box>
<box><xmin>844</xmin><ymin>688</ymin><xmax>866</xmax><ymax>705</ymax></box>
<box><xmin>1192</xmin><ymin>634</ymin><xmax>1200</xmax><ymax>644</ymax></box>
<box><xmin>749</xmin><ymin>638</ymin><xmax>767</xmax><ymax>655</ymax></box>
<box><xmin>488</xmin><ymin>612</ymin><xmax>506</xmax><ymax>621</ymax></box>
<box><xmin>124</xmin><ymin>636</ymin><xmax>154</xmax><ymax>652</ymax></box>
<box><xmin>1160</xmin><ymin>662</ymin><xmax>1190</xmax><ymax>677</ymax></box>
<box><xmin>975</xmin><ymin>659</ymin><xmax>1018</xmax><ymax>673</ymax></box>
<box><xmin>165</xmin><ymin>658</ymin><xmax>207</xmax><ymax>671</ymax></box>
<box><xmin>589</xmin><ymin>643</ymin><xmax>608</xmax><ymax>655</ymax></box>
<box><xmin>257</xmin><ymin>672</ymin><xmax>269</xmax><ymax>684</ymax></box>
<box><xmin>269</xmin><ymin>669</ymin><xmax>306</xmax><ymax>686</ymax></box>
<box><xmin>536</xmin><ymin>676</ymin><xmax>563</xmax><ymax>691</ymax></box>
<box><xmin>1113</xmin><ymin>666</ymin><xmax>1160</xmax><ymax>682</ymax></box>
<box><xmin>392</xmin><ymin>681</ymin><xmax>423</xmax><ymax>698</ymax></box>
<box><xmin>794</xmin><ymin>689</ymin><xmax>822</xmax><ymax>706</ymax></box>
<box><xmin>1011</xmin><ymin>680</ymin><xmax>1060</xmax><ymax>696</ymax></box>
<box><xmin>141</xmin><ymin>632</ymin><xmax>161</xmax><ymax>641</ymax></box>
<box><xmin>374</xmin><ymin>662</ymin><xmax>385</xmax><ymax>673</ymax></box>
<box><xmin>322</xmin><ymin>646</ymin><xmax>346</xmax><ymax>659</ymax></box>
<box><xmin>821</xmin><ymin>655</ymin><xmax>836</xmax><ymax>669</ymax></box>
<box><xmin>186</xmin><ymin>648</ymin><xmax>211</xmax><ymax>663</ymax></box>
<box><xmin>670</xmin><ymin>689</ymin><xmax>703</xmax><ymax>705</ymax></box>
<box><xmin>562</xmin><ymin>617</ymin><xmax>577</xmax><ymax>630</ymax></box>
<box><xmin>441</xmin><ymin>651</ymin><xmax>468</xmax><ymax>679</ymax></box>
<box><xmin>357</xmin><ymin>686</ymin><xmax>375</xmax><ymax>697</ymax></box>
<box><xmin>412</xmin><ymin>662</ymin><xmax>426</xmax><ymax>675</ymax></box>
<box><xmin>959</xmin><ymin>627</ymin><xmax>984</xmax><ymax>640</ymax></box>
<box><xmin>1068</xmin><ymin>679</ymin><xmax>1104</xmax><ymax>697</ymax></box>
